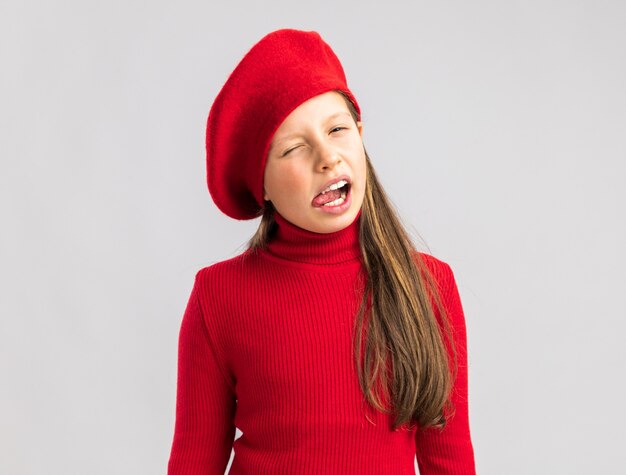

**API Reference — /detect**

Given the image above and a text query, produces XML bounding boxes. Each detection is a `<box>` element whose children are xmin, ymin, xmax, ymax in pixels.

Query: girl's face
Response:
<box><xmin>263</xmin><ymin>91</ymin><xmax>366</xmax><ymax>234</ymax></box>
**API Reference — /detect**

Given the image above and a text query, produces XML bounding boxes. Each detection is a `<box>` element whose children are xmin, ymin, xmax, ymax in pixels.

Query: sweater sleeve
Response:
<box><xmin>415</xmin><ymin>261</ymin><xmax>476</xmax><ymax>475</ymax></box>
<box><xmin>168</xmin><ymin>270</ymin><xmax>237</xmax><ymax>475</ymax></box>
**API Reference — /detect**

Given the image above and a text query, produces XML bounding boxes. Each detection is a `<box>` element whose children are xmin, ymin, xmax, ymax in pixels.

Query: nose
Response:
<box><xmin>315</xmin><ymin>143</ymin><xmax>342</xmax><ymax>172</ymax></box>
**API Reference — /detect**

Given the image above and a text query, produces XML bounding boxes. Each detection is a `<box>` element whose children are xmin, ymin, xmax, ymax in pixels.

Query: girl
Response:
<box><xmin>168</xmin><ymin>29</ymin><xmax>476</xmax><ymax>474</ymax></box>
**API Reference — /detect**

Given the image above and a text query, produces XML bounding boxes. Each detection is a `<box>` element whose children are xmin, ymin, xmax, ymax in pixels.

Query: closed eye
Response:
<box><xmin>282</xmin><ymin>144</ymin><xmax>302</xmax><ymax>157</ymax></box>
<box><xmin>330</xmin><ymin>126</ymin><xmax>347</xmax><ymax>133</ymax></box>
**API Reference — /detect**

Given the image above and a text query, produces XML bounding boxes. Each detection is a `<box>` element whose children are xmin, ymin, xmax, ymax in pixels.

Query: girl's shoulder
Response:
<box><xmin>193</xmin><ymin>248</ymin><xmax>261</xmax><ymax>283</ymax></box>
<box><xmin>410</xmin><ymin>251</ymin><xmax>461</xmax><ymax>302</ymax></box>
<box><xmin>411</xmin><ymin>250</ymin><xmax>452</xmax><ymax>277</ymax></box>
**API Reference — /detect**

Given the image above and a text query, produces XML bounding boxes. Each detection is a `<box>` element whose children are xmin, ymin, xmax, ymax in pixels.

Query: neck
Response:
<box><xmin>264</xmin><ymin>210</ymin><xmax>362</xmax><ymax>266</ymax></box>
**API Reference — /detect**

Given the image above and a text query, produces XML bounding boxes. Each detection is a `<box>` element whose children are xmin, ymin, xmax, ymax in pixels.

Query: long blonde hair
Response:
<box><xmin>248</xmin><ymin>91</ymin><xmax>457</xmax><ymax>431</ymax></box>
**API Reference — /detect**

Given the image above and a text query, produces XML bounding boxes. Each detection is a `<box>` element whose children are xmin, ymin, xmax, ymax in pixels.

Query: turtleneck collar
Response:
<box><xmin>263</xmin><ymin>210</ymin><xmax>363</xmax><ymax>266</ymax></box>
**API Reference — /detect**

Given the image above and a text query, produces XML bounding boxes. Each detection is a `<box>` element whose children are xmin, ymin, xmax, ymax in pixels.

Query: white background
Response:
<box><xmin>2</xmin><ymin>1</ymin><xmax>625</xmax><ymax>474</ymax></box>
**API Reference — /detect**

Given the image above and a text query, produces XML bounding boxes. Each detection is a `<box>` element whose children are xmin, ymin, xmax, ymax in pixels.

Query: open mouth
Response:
<box><xmin>312</xmin><ymin>179</ymin><xmax>351</xmax><ymax>208</ymax></box>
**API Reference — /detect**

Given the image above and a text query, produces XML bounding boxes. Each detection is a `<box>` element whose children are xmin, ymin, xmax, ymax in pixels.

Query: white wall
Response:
<box><xmin>1</xmin><ymin>1</ymin><xmax>624</xmax><ymax>473</ymax></box>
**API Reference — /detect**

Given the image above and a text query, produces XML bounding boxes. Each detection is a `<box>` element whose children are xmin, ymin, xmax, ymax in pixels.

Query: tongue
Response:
<box><xmin>312</xmin><ymin>189</ymin><xmax>342</xmax><ymax>207</ymax></box>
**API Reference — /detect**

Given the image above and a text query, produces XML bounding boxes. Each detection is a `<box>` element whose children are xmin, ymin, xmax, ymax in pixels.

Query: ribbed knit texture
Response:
<box><xmin>168</xmin><ymin>212</ymin><xmax>476</xmax><ymax>474</ymax></box>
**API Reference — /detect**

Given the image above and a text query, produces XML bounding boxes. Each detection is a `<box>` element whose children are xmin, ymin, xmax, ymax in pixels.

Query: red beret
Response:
<box><xmin>205</xmin><ymin>29</ymin><xmax>361</xmax><ymax>220</ymax></box>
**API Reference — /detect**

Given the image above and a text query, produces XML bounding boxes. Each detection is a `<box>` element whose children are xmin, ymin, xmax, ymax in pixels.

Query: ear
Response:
<box><xmin>356</xmin><ymin>121</ymin><xmax>363</xmax><ymax>138</ymax></box>
<box><xmin>263</xmin><ymin>187</ymin><xmax>270</xmax><ymax>201</ymax></box>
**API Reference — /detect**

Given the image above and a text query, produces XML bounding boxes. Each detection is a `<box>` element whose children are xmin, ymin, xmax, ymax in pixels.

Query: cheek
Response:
<box><xmin>351</xmin><ymin>149</ymin><xmax>367</xmax><ymax>181</ymax></box>
<box><xmin>263</xmin><ymin>165</ymin><xmax>280</xmax><ymax>201</ymax></box>
<box><xmin>264</xmin><ymin>164</ymin><xmax>308</xmax><ymax>202</ymax></box>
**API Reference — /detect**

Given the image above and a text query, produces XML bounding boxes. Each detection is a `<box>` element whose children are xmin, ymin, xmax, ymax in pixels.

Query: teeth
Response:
<box><xmin>323</xmin><ymin>190</ymin><xmax>347</xmax><ymax>207</ymax></box>
<box><xmin>320</xmin><ymin>179</ymin><xmax>348</xmax><ymax>194</ymax></box>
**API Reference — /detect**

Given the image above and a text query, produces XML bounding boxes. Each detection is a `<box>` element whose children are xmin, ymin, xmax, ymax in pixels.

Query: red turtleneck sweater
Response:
<box><xmin>168</xmin><ymin>212</ymin><xmax>475</xmax><ymax>474</ymax></box>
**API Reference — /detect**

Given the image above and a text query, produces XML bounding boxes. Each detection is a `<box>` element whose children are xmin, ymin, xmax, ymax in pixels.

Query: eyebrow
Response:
<box><xmin>272</xmin><ymin>111</ymin><xmax>353</xmax><ymax>146</ymax></box>
<box><xmin>326</xmin><ymin>111</ymin><xmax>352</xmax><ymax>121</ymax></box>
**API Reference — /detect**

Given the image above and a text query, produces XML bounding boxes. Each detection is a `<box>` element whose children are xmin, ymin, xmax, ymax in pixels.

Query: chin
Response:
<box><xmin>312</xmin><ymin>210</ymin><xmax>359</xmax><ymax>234</ymax></box>
<box><xmin>277</xmin><ymin>201</ymin><xmax>360</xmax><ymax>234</ymax></box>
